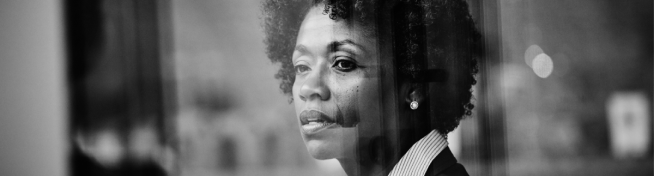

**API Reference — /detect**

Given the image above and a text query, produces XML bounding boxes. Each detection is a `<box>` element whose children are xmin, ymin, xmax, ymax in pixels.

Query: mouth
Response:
<box><xmin>299</xmin><ymin>110</ymin><xmax>341</xmax><ymax>134</ymax></box>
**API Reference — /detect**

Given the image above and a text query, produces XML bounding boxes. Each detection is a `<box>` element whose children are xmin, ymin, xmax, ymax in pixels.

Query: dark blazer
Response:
<box><xmin>423</xmin><ymin>147</ymin><xmax>469</xmax><ymax>176</ymax></box>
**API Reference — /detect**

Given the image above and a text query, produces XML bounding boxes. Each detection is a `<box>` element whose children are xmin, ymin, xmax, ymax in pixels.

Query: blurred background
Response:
<box><xmin>0</xmin><ymin>0</ymin><xmax>651</xmax><ymax>176</ymax></box>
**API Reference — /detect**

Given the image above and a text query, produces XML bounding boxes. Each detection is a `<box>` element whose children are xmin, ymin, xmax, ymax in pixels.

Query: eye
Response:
<box><xmin>332</xmin><ymin>59</ymin><xmax>358</xmax><ymax>72</ymax></box>
<box><xmin>294</xmin><ymin>65</ymin><xmax>310</xmax><ymax>75</ymax></box>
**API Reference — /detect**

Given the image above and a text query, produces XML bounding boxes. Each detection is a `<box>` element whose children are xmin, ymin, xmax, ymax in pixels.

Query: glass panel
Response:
<box><xmin>61</xmin><ymin>0</ymin><xmax>652</xmax><ymax>175</ymax></box>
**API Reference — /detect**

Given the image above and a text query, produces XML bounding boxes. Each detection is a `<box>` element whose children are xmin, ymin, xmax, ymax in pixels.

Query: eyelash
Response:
<box><xmin>331</xmin><ymin>57</ymin><xmax>358</xmax><ymax>72</ymax></box>
<box><xmin>294</xmin><ymin>65</ymin><xmax>310</xmax><ymax>75</ymax></box>
<box><xmin>293</xmin><ymin>56</ymin><xmax>360</xmax><ymax>75</ymax></box>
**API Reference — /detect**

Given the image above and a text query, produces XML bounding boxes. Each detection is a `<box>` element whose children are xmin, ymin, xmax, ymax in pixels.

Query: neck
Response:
<box><xmin>337</xmin><ymin>158</ymin><xmax>358</xmax><ymax>176</ymax></box>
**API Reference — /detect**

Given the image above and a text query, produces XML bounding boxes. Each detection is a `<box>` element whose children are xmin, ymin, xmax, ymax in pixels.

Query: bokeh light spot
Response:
<box><xmin>525</xmin><ymin>45</ymin><xmax>543</xmax><ymax>68</ymax></box>
<box><xmin>532</xmin><ymin>53</ymin><xmax>554</xmax><ymax>78</ymax></box>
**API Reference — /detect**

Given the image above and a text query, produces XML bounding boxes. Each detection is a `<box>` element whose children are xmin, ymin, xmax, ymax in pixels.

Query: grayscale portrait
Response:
<box><xmin>262</xmin><ymin>0</ymin><xmax>480</xmax><ymax>175</ymax></box>
<box><xmin>1</xmin><ymin>0</ymin><xmax>651</xmax><ymax>176</ymax></box>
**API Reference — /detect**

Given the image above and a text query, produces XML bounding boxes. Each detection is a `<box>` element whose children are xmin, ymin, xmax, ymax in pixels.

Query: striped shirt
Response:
<box><xmin>388</xmin><ymin>130</ymin><xmax>449</xmax><ymax>176</ymax></box>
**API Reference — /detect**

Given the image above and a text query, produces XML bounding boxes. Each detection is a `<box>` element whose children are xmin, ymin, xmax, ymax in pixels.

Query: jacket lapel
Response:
<box><xmin>423</xmin><ymin>147</ymin><xmax>458</xmax><ymax>176</ymax></box>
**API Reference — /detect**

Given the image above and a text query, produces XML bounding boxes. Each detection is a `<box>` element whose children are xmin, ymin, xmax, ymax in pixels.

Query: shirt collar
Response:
<box><xmin>388</xmin><ymin>130</ymin><xmax>449</xmax><ymax>176</ymax></box>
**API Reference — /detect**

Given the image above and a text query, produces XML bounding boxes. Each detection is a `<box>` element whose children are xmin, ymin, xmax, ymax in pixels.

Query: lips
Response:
<box><xmin>299</xmin><ymin>110</ymin><xmax>340</xmax><ymax>134</ymax></box>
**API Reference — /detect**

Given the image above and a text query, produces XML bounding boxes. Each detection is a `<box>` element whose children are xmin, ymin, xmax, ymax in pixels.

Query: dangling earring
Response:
<box><xmin>410</xmin><ymin>100</ymin><xmax>419</xmax><ymax>110</ymax></box>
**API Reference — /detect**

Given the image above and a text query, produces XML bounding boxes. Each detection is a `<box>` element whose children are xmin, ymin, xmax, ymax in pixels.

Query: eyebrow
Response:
<box><xmin>294</xmin><ymin>45</ymin><xmax>311</xmax><ymax>58</ymax></box>
<box><xmin>328</xmin><ymin>39</ymin><xmax>365</xmax><ymax>53</ymax></box>
<box><xmin>293</xmin><ymin>39</ymin><xmax>367</xmax><ymax>57</ymax></box>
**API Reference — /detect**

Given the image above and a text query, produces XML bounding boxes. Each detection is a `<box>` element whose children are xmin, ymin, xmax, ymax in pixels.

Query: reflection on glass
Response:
<box><xmin>62</xmin><ymin>0</ymin><xmax>653</xmax><ymax>176</ymax></box>
<box><xmin>262</xmin><ymin>1</ymin><xmax>481</xmax><ymax>175</ymax></box>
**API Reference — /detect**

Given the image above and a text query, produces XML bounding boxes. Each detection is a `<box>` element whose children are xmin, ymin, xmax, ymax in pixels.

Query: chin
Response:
<box><xmin>304</xmin><ymin>139</ymin><xmax>343</xmax><ymax>160</ymax></box>
<box><xmin>309</xmin><ymin>151</ymin><xmax>335</xmax><ymax>160</ymax></box>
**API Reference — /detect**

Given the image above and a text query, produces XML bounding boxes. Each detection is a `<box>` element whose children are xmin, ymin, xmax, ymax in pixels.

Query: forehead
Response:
<box><xmin>297</xmin><ymin>6</ymin><xmax>375</xmax><ymax>46</ymax></box>
<box><xmin>299</xmin><ymin>7</ymin><xmax>347</xmax><ymax>36</ymax></box>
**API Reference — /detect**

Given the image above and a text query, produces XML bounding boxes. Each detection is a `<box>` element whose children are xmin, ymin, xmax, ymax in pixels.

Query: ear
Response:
<box><xmin>405</xmin><ymin>83</ymin><xmax>426</xmax><ymax>106</ymax></box>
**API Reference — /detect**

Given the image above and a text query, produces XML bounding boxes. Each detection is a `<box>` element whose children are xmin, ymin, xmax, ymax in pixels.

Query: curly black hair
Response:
<box><xmin>261</xmin><ymin>0</ymin><xmax>481</xmax><ymax>134</ymax></box>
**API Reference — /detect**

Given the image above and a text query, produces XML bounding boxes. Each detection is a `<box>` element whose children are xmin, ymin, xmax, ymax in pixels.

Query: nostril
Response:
<box><xmin>311</xmin><ymin>94</ymin><xmax>323</xmax><ymax>101</ymax></box>
<box><xmin>298</xmin><ymin>72</ymin><xmax>330</xmax><ymax>101</ymax></box>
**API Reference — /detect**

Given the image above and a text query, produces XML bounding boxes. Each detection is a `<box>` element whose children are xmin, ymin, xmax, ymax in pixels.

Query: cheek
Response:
<box><xmin>332</xmin><ymin>77</ymin><xmax>379</xmax><ymax>114</ymax></box>
<box><xmin>292</xmin><ymin>78</ymin><xmax>301</xmax><ymax>96</ymax></box>
<box><xmin>355</xmin><ymin>78</ymin><xmax>380</xmax><ymax>112</ymax></box>
<box><xmin>352</xmin><ymin>78</ymin><xmax>382</xmax><ymax>137</ymax></box>
<box><xmin>331</xmin><ymin>79</ymin><xmax>359</xmax><ymax>106</ymax></box>
<box><xmin>359</xmin><ymin>79</ymin><xmax>379</xmax><ymax>101</ymax></box>
<box><xmin>292</xmin><ymin>80</ymin><xmax>303</xmax><ymax>113</ymax></box>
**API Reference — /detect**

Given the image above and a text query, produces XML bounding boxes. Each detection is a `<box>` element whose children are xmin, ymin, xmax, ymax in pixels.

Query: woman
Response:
<box><xmin>262</xmin><ymin>0</ymin><xmax>481</xmax><ymax>175</ymax></box>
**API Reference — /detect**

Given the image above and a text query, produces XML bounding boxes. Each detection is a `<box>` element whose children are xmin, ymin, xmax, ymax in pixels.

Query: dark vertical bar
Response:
<box><xmin>375</xmin><ymin>1</ymin><xmax>400</xmax><ymax>174</ymax></box>
<box><xmin>65</xmin><ymin>0</ymin><xmax>173</xmax><ymax>175</ymax></box>
<box><xmin>390</xmin><ymin>1</ymin><xmax>431</xmax><ymax>157</ymax></box>
<box><xmin>153</xmin><ymin>2</ymin><xmax>178</xmax><ymax>175</ymax></box>
<box><xmin>476</xmin><ymin>0</ymin><xmax>507</xmax><ymax>175</ymax></box>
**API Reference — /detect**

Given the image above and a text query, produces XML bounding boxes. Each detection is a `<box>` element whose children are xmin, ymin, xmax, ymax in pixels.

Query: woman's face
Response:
<box><xmin>292</xmin><ymin>6</ymin><xmax>381</xmax><ymax>160</ymax></box>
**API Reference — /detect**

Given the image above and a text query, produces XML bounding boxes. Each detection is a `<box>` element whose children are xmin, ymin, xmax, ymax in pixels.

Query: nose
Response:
<box><xmin>298</xmin><ymin>68</ymin><xmax>330</xmax><ymax>102</ymax></box>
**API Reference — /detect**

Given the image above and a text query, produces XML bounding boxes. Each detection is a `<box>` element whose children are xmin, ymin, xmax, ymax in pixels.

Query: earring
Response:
<box><xmin>410</xmin><ymin>101</ymin><xmax>419</xmax><ymax>110</ymax></box>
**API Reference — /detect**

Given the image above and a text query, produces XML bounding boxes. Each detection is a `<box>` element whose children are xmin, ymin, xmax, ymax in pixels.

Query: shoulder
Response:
<box><xmin>429</xmin><ymin>163</ymin><xmax>469</xmax><ymax>176</ymax></box>
<box><xmin>424</xmin><ymin>148</ymin><xmax>469</xmax><ymax>176</ymax></box>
